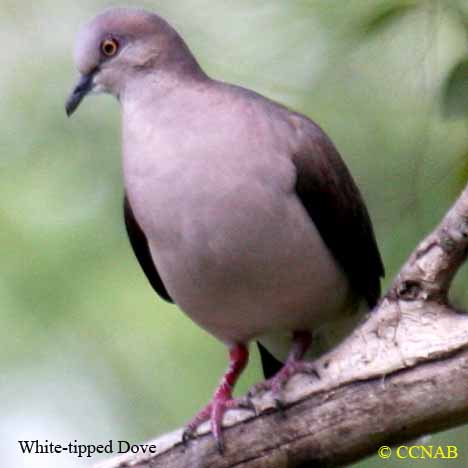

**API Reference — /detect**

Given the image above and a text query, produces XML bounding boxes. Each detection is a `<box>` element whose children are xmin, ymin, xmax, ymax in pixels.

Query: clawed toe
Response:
<box><xmin>247</xmin><ymin>379</ymin><xmax>272</xmax><ymax>399</ymax></box>
<box><xmin>232</xmin><ymin>395</ymin><xmax>257</xmax><ymax>414</ymax></box>
<box><xmin>182</xmin><ymin>426</ymin><xmax>196</xmax><ymax>445</ymax></box>
<box><xmin>182</xmin><ymin>395</ymin><xmax>255</xmax><ymax>453</ymax></box>
<box><xmin>248</xmin><ymin>360</ymin><xmax>321</xmax><ymax>406</ymax></box>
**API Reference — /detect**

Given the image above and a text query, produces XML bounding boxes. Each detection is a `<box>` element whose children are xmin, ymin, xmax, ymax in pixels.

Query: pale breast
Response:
<box><xmin>121</xmin><ymin>87</ymin><xmax>351</xmax><ymax>344</ymax></box>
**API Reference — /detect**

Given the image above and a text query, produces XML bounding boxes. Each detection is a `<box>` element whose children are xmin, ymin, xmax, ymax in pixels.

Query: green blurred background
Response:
<box><xmin>2</xmin><ymin>0</ymin><xmax>467</xmax><ymax>466</ymax></box>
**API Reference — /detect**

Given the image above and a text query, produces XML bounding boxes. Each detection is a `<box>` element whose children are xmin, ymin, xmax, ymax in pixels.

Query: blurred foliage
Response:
<box><xmin>1</xmin><ymin>0</ymin><xmax>467</xmax><ymax>467</ymax></box>
<box><xmin>443</xmin><ymin>57</ymin><xmax>468</xmax><ymax>117</ymax></box>
<box><xmin>359</xmin><ymin>0</ymin><xmax>421</xmax><ymax>36</ymax></box>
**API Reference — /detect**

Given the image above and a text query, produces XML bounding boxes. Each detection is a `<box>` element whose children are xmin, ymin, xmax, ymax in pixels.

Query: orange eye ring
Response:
<box><xmin>101</xmin><ymin>38</ymin><xmax>119</xmax><ymax>57</ymax></box>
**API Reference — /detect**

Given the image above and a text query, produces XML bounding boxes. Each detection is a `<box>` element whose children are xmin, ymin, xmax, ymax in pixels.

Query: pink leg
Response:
<box><xmin>249</xmin><ymin>331</ymin><xmax>319</xmax><ymax>404</ymax></box>
<box><xmin>183</xmin><ymin>343</ymin><xmax>252</xmax><ymax>453</ymax></box>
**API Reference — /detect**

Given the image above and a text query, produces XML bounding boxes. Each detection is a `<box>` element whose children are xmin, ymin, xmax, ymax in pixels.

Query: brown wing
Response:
<box><xmin>292</xmin><ymin>116</ymin><xmax>384</xmax><ymax>308</ymax></box>
<box><xmin>257</xmin><ymin>342</ymin><xmax>284</xmax><ymax>379</ymax></box>
<box><xmin>257</xmin><ymin>115</ymin><xmax>384</xmax><ymax>379</ymax></box>
<box><xmin>123</xmin><ymin>195</ymin><xmax>173</xmax><ymax>303</ymax></box>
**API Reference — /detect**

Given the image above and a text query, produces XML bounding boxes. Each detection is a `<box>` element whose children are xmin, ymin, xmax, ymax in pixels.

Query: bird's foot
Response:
<box><xmin>182</xmin><ymin>394</ymin><xmax>254</xmax><ymax>453</ymax></box>
<box><xmin>182</xmin><ymin>343</ymin><xmax>253</xmax><ymax>453</ymax></box>
<box><xmin>248</xmin><ymin>331</ymin><xmax>318</xmax><ymax>409</ymax></box>
<box><xmin>248</xmin><ymin>359</ymin><xmax>320</xmax><ymax>408</ymax></box>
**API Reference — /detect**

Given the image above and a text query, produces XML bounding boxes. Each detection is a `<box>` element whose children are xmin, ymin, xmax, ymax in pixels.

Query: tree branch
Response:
<box><xmin>96</xmin><ymin>184</ymin><xmax>468</xmax><ymax>468</ymax></box>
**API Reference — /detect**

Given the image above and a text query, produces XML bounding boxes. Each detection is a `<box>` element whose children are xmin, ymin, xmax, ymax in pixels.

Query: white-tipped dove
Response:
<box><xmin>66</xmin><ymin>8</ymin><xmax>384</xmax><ymax>453</ymax></box>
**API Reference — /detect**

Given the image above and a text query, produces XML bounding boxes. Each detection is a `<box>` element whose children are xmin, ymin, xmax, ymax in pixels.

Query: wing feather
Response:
<box><xmin>291</xmin><ymin>116</ymin><xmax>384</xmax><ymax>308</ymax></box>
<box><xmin>123</xmin><ymin>195</ymin><xmax>173</xmax><ymax>303</ymax></box>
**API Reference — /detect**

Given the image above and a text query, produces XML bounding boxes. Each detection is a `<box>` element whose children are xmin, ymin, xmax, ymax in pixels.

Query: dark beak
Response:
<box><xmin>65</xmin><ymin>72</ymin><xmax>95</xmax><ymax>117</ymax></box>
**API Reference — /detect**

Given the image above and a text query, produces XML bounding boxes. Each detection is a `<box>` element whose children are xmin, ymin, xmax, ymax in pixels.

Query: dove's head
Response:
<box><xmin>66</xmin><ymin>8</ymin><xmax>201</xmax><ymax>116</ymax></box>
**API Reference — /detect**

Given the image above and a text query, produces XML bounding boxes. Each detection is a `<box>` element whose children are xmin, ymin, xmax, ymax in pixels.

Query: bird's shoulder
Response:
<box><xmin>211</xmin><ymin>82</ymin><xmax>329</xmax><ymax>150</ymax></box>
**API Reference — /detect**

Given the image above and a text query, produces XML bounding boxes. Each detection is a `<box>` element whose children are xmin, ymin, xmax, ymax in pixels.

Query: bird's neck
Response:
<box><xmin>119</xmin><ymin>68</ymin><xmax>213</xmax><ymax>184</ymax></box>
<box><xmin>120</xmin><ymin>62</ymin><xmax>208</xmax><ymax>106</ymax></box>
<box><xmin>120</xmin><ymin>34</ymin><xmax>209</xmax><ymax>104</ymax></box>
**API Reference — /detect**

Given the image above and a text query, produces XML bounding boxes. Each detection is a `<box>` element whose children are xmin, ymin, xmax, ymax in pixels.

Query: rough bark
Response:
<box><xmin>95</xmin><ymin>184</ymin><xmax>468</xmax><ymax>468</ymax></box>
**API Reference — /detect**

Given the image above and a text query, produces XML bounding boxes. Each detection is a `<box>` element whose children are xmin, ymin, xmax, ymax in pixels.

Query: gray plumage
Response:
<box><xmin>66</xmin><ymin>7</ymin><xmax>383</xmax><ymax>445</ymax></box>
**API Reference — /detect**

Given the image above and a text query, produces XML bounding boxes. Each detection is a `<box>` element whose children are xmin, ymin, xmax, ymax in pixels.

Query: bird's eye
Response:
<box><xmin>101</xmin><ymin>38</ymin><xmax>119</xmax><ymax>57</ymax></box>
